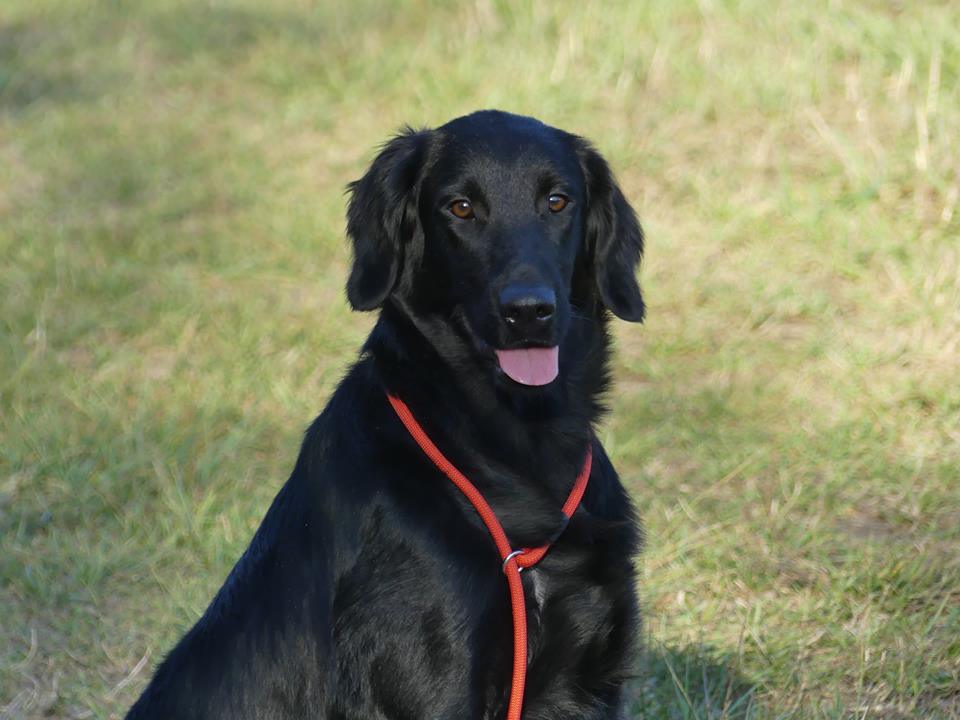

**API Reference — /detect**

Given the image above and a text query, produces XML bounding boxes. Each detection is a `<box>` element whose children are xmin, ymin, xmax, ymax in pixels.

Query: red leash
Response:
<box><xmin>386</xmin><ymin>393</ymin><xmax>592</xmax><ymax>720</ymax></box>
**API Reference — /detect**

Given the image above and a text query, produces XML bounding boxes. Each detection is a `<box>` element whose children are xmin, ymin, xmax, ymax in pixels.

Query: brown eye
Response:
<box><xmin>547</xmin><ymin>194</ymin><xmax>568</xmax><ymax>213</ymax></box>
<box><xmin>450</xmin><ymin>199</ymin><xmax>475</xmax><ymax>219</ymax></box>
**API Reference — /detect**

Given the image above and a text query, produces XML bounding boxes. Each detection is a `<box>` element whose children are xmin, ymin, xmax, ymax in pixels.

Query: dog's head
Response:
<box><xmin>346</xmin><ymin>110</ymin><xmax>644</xmax><ymax>398</ymax></box>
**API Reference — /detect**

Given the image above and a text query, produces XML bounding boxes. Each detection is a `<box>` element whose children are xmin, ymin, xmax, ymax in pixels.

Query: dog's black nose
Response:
<box><xmin>499</xmin><ymin>285</ymin><xmax>556</xmax><ymax>336</ymax></box>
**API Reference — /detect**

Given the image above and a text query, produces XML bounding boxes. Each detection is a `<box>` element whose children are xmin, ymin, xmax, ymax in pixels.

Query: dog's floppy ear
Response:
<box><xmin>346</xmin><ymin>128</ymin><xmax>431</xmax><ymax>311</ymax></box>
<box><xmin>575</xmin><ymin>138</ymin><xmax>645</xmax><ymax>322</ymax></box>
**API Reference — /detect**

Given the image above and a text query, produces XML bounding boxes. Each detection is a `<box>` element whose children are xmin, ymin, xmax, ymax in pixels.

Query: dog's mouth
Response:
<box><xmin>451</xmin><ymin>306</ymin><xmax>561</xmax><ymax>387</ymax></box>
<box><xmin>494</xmin><ymin>346</ymin><xmax>559</xmax><ymax>386</ymax></box>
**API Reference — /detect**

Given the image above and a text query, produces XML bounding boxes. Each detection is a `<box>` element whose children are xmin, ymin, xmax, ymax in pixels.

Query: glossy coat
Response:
<box><xmin>127</xmin><ymin>110</ymin><xmax>646</xmax><ymax>720</ymax></box>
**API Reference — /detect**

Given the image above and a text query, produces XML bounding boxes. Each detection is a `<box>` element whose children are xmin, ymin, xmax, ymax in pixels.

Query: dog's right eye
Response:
<box><xmin>449</xmin><ymin>199</ymin><xmax>475</xmax><ymax>220</ymax></box>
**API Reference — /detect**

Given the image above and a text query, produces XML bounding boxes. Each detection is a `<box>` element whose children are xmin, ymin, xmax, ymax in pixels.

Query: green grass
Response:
<box><xmin>2</xmin><ymin>0</ymin><xmax>958</xmax><ymax>717</ymax></box>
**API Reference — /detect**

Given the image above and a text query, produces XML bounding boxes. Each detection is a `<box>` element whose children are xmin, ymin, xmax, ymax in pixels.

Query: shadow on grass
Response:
<box><xmin>0</xmin><ymin>2</ymin><xmax>392</xmax><ymax>114</ymax></box>
<box><xmin>0</xmin><ymin>20</ymin><xmax>120</xmax><ymax>112</ymax></box>
<box><xmin>630</xmin><ymin>641</ymin><xmax>763</xmax><ymax>720</ymax></box>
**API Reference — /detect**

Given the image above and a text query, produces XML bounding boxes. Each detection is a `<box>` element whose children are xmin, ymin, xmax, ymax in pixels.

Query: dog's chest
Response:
<box><xmin>528</xmin><ymin>567</ymin><xmax>548</xmax><ymax>612</ymax></box>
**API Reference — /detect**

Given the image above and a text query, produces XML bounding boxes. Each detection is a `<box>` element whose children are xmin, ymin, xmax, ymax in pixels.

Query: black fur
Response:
<box><xmin>127</xmin><ymin>110</ymin><xmax>645</xmax><ymax>720</ymax></box>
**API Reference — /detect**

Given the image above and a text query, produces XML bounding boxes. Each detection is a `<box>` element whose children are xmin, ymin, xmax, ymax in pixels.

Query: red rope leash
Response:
<box><xmin>386</xmin><ymin>393</ymin><xmax>592</xmax><ymax>720</ymax></box>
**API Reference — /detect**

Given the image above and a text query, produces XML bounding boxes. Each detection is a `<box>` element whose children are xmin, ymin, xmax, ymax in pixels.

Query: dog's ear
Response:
<box><xmin>575</xmin><ymin>139</ymin><xmax>645</xmax><ymax>322</ymax></box>
<box><xmin>346</xmin><ymin>128</ymin><xmax>431</xmax><ymax>311</ymax></box>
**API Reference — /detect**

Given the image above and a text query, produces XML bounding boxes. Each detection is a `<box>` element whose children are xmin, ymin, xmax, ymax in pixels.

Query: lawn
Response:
<box><xmin>1</xmin><ymin>0</ymin><xmax>958</xmax><ymax>718</ymax></box>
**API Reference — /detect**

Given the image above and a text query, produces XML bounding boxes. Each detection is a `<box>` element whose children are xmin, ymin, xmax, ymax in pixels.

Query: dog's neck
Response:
<box><xmin>362</xmin><ymin>300</ymin><xmax>611</xmax><ymax>485</ymax></box>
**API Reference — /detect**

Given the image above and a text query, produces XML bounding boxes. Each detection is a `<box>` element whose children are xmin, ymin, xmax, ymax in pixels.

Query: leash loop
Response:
<box><xmin>385</xmin><ymin>392</ymin><xmax>592</xmax><ymax>720</ymax></box>
<box><xmin>502</xmin><ymin>549</ymin><xmax>526</xmax><ymax>573</ymax></box>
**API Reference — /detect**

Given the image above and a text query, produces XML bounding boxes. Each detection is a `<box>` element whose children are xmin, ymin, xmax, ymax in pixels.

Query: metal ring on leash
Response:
<box><xmin>502</xmin><ymin>549</ymin><xmax>525</xmax><ymax>573</ymax></box>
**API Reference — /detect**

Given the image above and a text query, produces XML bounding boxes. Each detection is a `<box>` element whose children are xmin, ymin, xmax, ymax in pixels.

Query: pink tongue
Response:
<box><xmin>494</xmin><ymin>347</ymin><xmax>559</xmax><ymax>386</ymax></box>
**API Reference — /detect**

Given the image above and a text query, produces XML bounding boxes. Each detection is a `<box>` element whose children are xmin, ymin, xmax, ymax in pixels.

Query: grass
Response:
<box><xmin>1</xmin><ymin>0</ymin><xmax>958</xmax><ymax>717</ymax></box>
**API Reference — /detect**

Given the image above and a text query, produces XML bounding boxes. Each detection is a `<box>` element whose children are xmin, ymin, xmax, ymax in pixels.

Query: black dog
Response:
<box><xmin>127</xmin><ymin>110</ymin><xmax>645</xmax><ymax>719</ymax></box>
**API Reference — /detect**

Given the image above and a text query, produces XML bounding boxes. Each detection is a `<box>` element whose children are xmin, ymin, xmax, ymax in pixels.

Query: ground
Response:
<box><xmin>1</xmin><ymin>1</ymin><xmax>958</xmax><ymax>718</ymax></box>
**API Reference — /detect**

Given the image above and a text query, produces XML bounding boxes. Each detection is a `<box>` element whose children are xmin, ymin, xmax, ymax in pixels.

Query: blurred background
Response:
<box><xmin>1</xmin><ymin>1</ymin><xmax>958</xmax><ymax>717</ymax></box>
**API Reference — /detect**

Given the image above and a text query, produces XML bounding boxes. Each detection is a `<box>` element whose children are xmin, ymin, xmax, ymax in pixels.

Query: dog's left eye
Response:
<box><xmin>547</xmin><ymin>194</ymin><xmax>568</xmax><ymax>213</ymax></box>
<box><xmin>450</xmin><ymin>199</ymin><xmax>475</xmax><ymax>220</ymax></box>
